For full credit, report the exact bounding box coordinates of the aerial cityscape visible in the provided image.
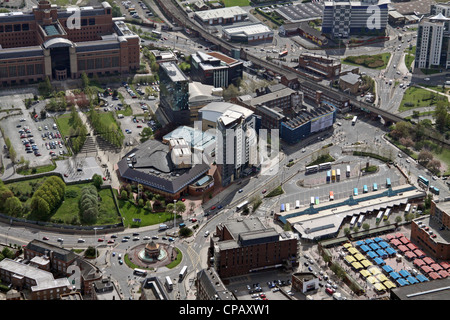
[0,0,449,306]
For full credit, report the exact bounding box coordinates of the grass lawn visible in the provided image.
[342,53,391,70]
[118,199,175,228]
[398,86,449,112]
[54,184,120,225]
[55,113,74,138]
[98,111,121,131]
[16,163,57,175]
[222,0,249,6]
[433,148,450,175]
[5,178,121,225]
[117,105,133,117]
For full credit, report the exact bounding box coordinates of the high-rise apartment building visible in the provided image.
[321,0,389,38]
[415,7,450,70]
[159,61,190,125]
[199,102,257,186]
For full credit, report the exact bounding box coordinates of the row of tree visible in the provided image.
[88,107,124,148]
[79,185,99,224]
[30,176,66,221]
[0,181,22,217]
[68,106,88,154]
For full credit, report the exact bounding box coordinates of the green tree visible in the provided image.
[434,104,449,132]
[81,72,90,90]
[4,196,22,217]
[175,201,186,216]
[38,76,53,97]
[92,174,104,189]
[79,185,99,224]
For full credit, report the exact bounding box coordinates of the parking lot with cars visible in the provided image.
[2,98,67,167]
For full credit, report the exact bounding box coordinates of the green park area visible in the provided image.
[342,53,391,70]
[398,86,449,112]
[3,176,121,225]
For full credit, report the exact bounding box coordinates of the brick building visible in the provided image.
[0,0,139,86]
[410,201,450,260]
[209,217,298,278]
[296,53,341,80]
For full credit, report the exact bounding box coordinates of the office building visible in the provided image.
[410,200,450,260]
[210,217,298,278]
[196,268,236,300]
[159,61,190,125]
[0,0,140,86]
[297,53,342,80]
[0,258,72,300]
[191,51,243,88]
[415,13,450,69]
[193,6,247,25]
[321,0,390,38]
[222,23,273,43]
[280,103,336,144]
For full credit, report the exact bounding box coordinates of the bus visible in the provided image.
[280,203,285,212]
[404,204,411,214]
[310,197,315,206]
[319,162,332,171]
[376,211,384,223]
[332,170,336,181]
[373,183,378,191]
[354,188,358,196]
[305,165,319,174]
[363,185,368,193]
[346,165,351,177]
[430,186,440,195]
[386,178,391,187]
[286,203,290,211]
[352,116,357,125]
[327,170,331,182]
[279,50,288,57]
[418,176,429,187]
[357,215,365,227]
[179,266,188,281]
[336,169,341,181]
[165,276,173,290]
[383,208,391,220]
[295,200,300,209]
[315,197,320,205]
[329,191,334,201]
[152,30,162,38]
[134,268,148,277]
[236,200,249,211]
[350,215,357,227]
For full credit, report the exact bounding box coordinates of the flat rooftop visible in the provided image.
[160,61,188,82]
[195,6,247,21]
[276,2,324,22]
[223,23,273,36]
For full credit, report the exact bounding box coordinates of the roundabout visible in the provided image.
[126,241,180,269]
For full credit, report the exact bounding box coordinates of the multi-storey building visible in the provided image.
[159,61,190,125]
[410,201,450,260]
[0,258,72,300]
[210,217,298,278]
[415,12,450,69]
[199,102,257,186]
[191,51,243,88]
[321,0,390,38]
[0,0,139,86]
[297,53,341,80]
